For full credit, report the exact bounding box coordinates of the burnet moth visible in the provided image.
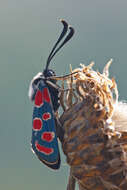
[28,20,75,169]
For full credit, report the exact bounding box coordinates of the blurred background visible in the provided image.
[0,0,127,189]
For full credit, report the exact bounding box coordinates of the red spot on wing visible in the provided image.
[35,141,53,155]
[42,132,54,142]
[43,88,50,103]
[33,118,42,131]
[42,112,51,120]
[35,90,43,107]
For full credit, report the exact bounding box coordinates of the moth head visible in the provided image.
[43,69,56,77]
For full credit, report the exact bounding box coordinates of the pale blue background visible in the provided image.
[0,0,127,189]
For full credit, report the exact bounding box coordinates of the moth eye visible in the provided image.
[51,70,56,75]
[44,69,56,77]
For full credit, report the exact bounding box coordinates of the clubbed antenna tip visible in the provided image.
[45,19,75,72]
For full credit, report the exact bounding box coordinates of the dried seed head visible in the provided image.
[59,61,127,190]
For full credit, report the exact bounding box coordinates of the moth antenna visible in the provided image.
[48,26,75,63]
[46,71,78,81]
[46,19,68,71]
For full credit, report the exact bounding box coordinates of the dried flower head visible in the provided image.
[59,60,127,190]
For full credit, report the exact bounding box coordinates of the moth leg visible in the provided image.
[67,169,76,190]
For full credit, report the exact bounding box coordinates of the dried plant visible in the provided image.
[58,60,127,190]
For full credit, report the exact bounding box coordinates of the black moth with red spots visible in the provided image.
[29,20,75,169]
